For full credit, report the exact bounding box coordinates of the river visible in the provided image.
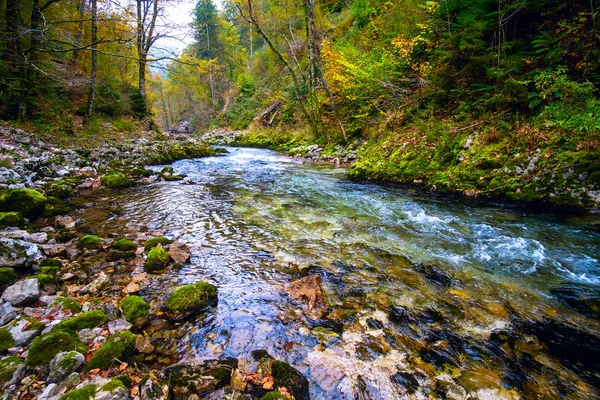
[77,147,600,399]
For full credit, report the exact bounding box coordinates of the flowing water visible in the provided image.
[78,147,600,399]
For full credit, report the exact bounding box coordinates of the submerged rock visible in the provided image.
[1,278,40,306]
[550,284,600,319]
[285,274,327,320]
[416,264,454,288]
[168,241,191,264]
[163,358,237,398]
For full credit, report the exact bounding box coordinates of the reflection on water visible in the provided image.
[78,147,600,399]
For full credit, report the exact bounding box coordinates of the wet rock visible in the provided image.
[270,360,309,400]
[2,278,40,306]
[416,264,454,288]
[107,319,132,335]
[168,241,191,264]
[48,351,85,383]
[81,272,110,296]
[144,247,170,272]
[163,358,238,398]
[366,317,384,330]
[391,371,420,394]
[388,306,413,325]
[285,274,327,320]
[230,369,247,392]
[135,334,155,354]
[0,303,17,327]
[0,238,42,268]
[550,284,600,319]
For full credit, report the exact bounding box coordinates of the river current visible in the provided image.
[78,147,600,399]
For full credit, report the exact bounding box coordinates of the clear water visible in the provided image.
[78,147,600,399]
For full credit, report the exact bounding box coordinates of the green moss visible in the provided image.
[145,141,216,165]
[160,166,174,175]
[42,197,69,217]
[112,239,137,251]
[106,249,136,261]
[56,232,77,243]
[0,329,15,351]
[0,356,23,387]
[165,282,218,318]
[119,296,149,326]
[59,385,97,400]
[34,273,57,286]
[0,189,47,218]
[101,379,125,392]
[144,236,172,251]
[57,351,81,371]
[40,265,60,276]
[54,310,108,331]
[79,235,102,249]
[260,392,288,400]
[113,375,132,388]
[40,258,63,268]
[214,147,229,154]
[83,331,135,372]
[144,247,170,272]
[101,173,131,189]
[51,297,82,313]
[0,267,18,288]
[45,183,75,199]
[26,331,86,367]
[0,212,26,228]
[131,167,153,177]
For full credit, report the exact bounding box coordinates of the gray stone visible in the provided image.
[40,243,66,257]
[103,301,120,320]
[48,351,85,383]
[81,272,110,296]
[0,362,25,392]
[94,387,129,400]
[0,238,42,268]
[55,215,76,230]
[1,278,40,306]
[78,327,104,345]
[0,303,17,327]
[39,295,58,306]
[0,229,48,244]
[38,383,59,400]
[107,319,132,335]
[6,317,44,346]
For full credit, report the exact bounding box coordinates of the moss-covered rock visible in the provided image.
[111,239,137,251]
[78,234,102,249]
[106,249,136,261]
[113,374,132,388]
[165,282,218,319]
[146,141,216,165]
[260,392,288,400]
[0,212,26,228]
[144,247,170,272]
[0,267,18,288]
[144,236,172,251]
[54,310,108,332]
[26,331,86,368]
[40,265,60,276]
[0,328,15,351]
[83,331,135,372]
[34,273,57,286]
[50,297,82,313]
[131,167,153,177]
[119,295,149,326]
[45,182,76,199]
[101,173,131,189]
[41,197,69,217]
[59,385,97,400]
[40,258,63,268]
[0,189,47,218]
[101,378,125,392]
[0,356,24,389]
[271,360,309,400]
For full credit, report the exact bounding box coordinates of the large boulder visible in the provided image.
[1,278,40,306]
[0,238,42,268]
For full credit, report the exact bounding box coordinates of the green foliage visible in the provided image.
[54,310,108,332]
[26,331,86,367]
[165,282,218,318]
[83,331,135,372]
[144,247,170,272]
[119,296,150,326]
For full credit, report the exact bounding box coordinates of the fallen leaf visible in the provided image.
[22,321,32,331]
[263,381,274,390]
[119,362,128,371]
[131,388,139,396]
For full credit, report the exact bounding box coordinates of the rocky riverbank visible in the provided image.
[0,127,308,400]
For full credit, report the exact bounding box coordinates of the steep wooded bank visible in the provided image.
[163,0,599,208]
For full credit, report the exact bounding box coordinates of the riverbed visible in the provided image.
[77,147,600,399]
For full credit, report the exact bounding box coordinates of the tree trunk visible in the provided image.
[86,0,97,119]
[71,0,85,62]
